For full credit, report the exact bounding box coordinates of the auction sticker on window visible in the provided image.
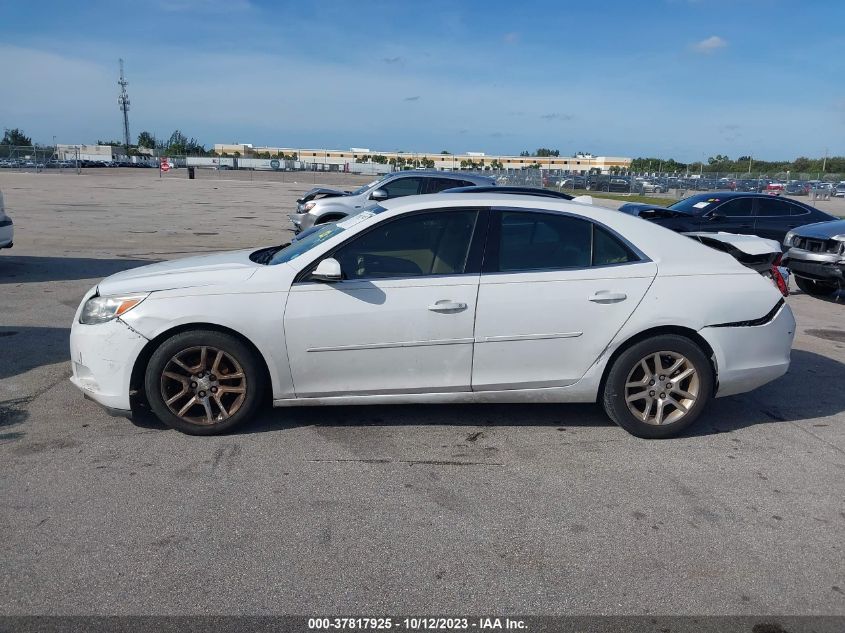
[693,202,711,209]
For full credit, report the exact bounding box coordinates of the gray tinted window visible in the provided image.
[333,210,477,280]
[717,198,754,217]
[756,198,792,216]
[498,212,591,271]
[381,177,423,198]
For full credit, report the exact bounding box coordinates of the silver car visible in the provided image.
[782,219,845,296]
[289,170,495,233]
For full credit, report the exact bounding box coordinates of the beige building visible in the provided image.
[56,144,117,162]
[212,143,630,173]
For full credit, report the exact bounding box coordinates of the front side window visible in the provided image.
[716,197,754,217]
[331,210,478,280]
[492,211,638,272]
[381,177,424,198]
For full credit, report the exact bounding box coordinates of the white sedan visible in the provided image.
[70,194,795,439]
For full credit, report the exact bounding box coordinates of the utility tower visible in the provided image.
[117,58,131,152]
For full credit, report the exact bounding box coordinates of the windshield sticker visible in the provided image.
[317,229,333,240]
[337,211,375,229]
[693,202,711,209]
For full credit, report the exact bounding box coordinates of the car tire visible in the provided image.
[602,334,714,439]
[794,276,839,296]
[144,330,265,435]
[601,184,610,192]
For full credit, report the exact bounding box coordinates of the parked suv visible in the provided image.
[782,219,845,296]
[289,171,495,233]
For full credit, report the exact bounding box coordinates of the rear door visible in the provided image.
[471,209,657,391]
[754,197,813,242]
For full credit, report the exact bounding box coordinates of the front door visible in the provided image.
[284,209,484,397]
[471,210,657,391]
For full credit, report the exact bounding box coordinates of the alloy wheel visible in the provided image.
[624,351,700,426]
[159,345,247,425]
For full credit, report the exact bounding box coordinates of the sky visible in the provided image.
[0,0,843,161]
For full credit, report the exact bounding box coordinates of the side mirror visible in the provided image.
[311,258,342,282]
[708,212,726,221]
[369,188,388,201]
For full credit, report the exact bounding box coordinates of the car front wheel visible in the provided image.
[144,330,265,435]
[602,335,714,439]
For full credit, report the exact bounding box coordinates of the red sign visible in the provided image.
[160,158,171,172]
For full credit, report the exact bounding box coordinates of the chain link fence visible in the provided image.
[2,147,843,199]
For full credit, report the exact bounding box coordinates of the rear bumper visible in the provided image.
[699,302,795,398]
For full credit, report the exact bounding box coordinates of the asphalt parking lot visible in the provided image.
[1,171,844,616]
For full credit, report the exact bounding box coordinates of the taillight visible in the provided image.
[770,253,789,297]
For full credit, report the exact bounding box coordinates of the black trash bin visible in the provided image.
[188,166,195,180]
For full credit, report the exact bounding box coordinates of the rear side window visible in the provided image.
[787,203,810,216]
[426,178,462,193]
[492,211,639,272]
[756,198,792,217]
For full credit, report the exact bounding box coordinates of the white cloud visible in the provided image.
[691,35,728,54]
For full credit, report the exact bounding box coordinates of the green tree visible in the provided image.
[536,148,559,157]
[2,128,32,146]
[137,131,156,149]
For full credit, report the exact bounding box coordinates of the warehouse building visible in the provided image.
[212,144,630,173]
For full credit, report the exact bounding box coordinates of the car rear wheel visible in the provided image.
[602,335,713,439]
[794,275,839,297]
[145,330,265,435]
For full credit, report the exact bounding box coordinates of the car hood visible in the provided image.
[296,187,350,204]
[683,232,781,255]
[792,219,845,239]
[97,249,260,295]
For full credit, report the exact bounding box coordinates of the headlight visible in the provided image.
[783,231,796,248]
[79,293,149,324]
[303,201,316,212]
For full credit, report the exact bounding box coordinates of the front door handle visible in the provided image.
[428,300,468,312]
[589,291,627,304]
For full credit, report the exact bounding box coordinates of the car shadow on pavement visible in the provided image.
[128,349,845,438]
[793,288,845,304]
[0,326,70,380]
[0,255,158,284]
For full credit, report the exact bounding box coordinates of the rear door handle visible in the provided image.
[588,291,627,304]
[428,300,468,312]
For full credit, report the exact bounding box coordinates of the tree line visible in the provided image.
[630,154,845,175]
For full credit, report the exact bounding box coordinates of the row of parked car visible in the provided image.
[289,170,844,297]
[550,173,845,197]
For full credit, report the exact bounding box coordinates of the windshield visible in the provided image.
[668,195,723,214]
[267,207,386,265]
[350,175,389,196]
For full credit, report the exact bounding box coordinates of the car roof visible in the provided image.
[441,185,574,199]
[384,170,491,181]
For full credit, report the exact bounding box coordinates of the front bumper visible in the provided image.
[699,301,795,398]
[289,212,311,234]
[782,249,845,283]
[69,317,149,413]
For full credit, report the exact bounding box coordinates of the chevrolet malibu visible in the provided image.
[70,194,795,439]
